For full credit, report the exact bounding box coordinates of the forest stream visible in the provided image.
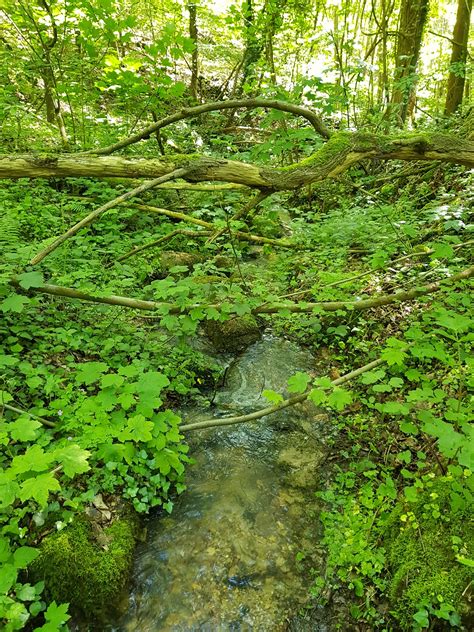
[108,335,328,631]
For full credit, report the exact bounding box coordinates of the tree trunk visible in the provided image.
[387,0,430,125]
[188,3,199,101]
[1,133,473,186]
[444,0,473,115]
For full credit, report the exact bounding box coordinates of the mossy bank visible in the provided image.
[31,511,139,621]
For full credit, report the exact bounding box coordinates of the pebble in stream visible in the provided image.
[110,337,327,631]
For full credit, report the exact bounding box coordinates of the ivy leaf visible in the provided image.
[404,485,420,502]
[0,563,17,593]
[9,416,42,442]
[13,546,40,569]
[16,271,44,289]
[1,294,30,313]
[54,445,90,478]
[19,472,61,507]
[262,389,284,405]
[287,372,311,394]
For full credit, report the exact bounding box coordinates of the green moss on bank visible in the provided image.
[385,477,473,629]
[32,513,139,619]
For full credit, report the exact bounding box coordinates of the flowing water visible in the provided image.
[111,335,328,631]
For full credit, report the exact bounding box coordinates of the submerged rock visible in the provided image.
[203,314,262,353]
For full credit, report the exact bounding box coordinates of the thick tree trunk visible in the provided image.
[444,0,473,115]
[387,0,430,125]
[1,133,473,187]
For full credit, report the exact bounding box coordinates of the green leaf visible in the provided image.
[19,472,61,507]
[399,421,419,435]
[54,445,90,478]
[0,563,17,594]
[100,373,124,389]
[404,486,420,502]
[262,389,284,405]
[381,339,407,366]
[430,242,454,260]
[287,372,311,394]
[75,362,109,385]
[125,415,154,442]
[308,388,327,405]
[380,401,410,415]
[327,388,353,411]
[13,546,40,569]
[16,271,44,289]
[11,445,54,474]
[359,369,386,384]
[43,601,71,626]
[9,416,42,442]
[1,294,30,313]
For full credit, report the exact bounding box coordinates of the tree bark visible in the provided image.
[444,0,473,115]
[387,0,430,125]
[1,133,473,188]
[188,3,199,101]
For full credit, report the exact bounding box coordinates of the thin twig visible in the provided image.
[30,168,191,265]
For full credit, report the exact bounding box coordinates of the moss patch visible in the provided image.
[32,513,139,620]
[203,314,261,353]
[385,478,473,629]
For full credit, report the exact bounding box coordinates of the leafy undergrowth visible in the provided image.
[0,162,473,630]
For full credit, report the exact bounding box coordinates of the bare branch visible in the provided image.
[87,98,332,156]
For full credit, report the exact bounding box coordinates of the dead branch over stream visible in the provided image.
[11,264,474,315]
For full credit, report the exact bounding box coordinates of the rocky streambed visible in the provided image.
[108,335,330,631]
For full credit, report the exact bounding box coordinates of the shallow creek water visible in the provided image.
[110,336,327,631]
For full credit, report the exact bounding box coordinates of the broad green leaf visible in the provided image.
[359,369,386,384]
[100,373,124,389]
[54,445,90,478]
[11,445,54,474]
[380,401,410,415]
[399,421,419,435]
[327,388,353,411]
[75,362,109,385]
[43,601,71,626]
[430,242,454,260]
[13,546,40,569]
[404,486,420,502]
[0,563,17,594]
[308,388,327,405]
[16,271,44,289]
[262,389,284,405]
[1,294,30,313]
[126,415,153,442]
[9,416,42,442]
[287,372,311,394]
[19,472,61,507]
